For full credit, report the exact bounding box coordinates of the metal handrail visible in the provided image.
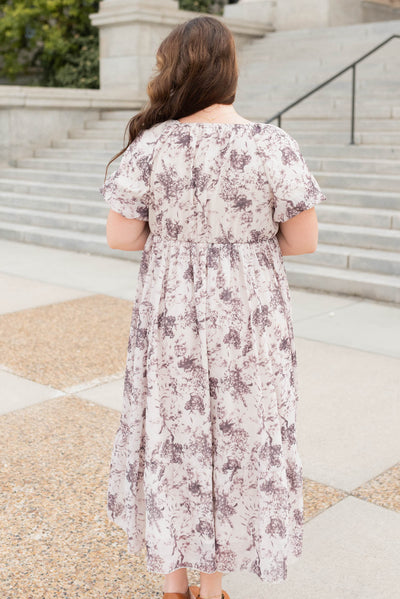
[266,34,400,144]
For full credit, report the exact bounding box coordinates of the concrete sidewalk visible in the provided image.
[0,238,399,599]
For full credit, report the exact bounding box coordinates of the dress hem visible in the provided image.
[131,550,303,584]
[116,522,303,585]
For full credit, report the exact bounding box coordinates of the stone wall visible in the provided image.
[0,86,136,166]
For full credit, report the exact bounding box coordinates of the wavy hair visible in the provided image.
[104,15,239,178]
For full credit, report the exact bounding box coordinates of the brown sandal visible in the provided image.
[189,586,230,599]
[163,589,192,599]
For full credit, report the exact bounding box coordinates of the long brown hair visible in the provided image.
[104,15,239,178]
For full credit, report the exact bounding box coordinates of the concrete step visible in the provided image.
[286,243,400,276]
[100,110,139,120]
[53,138,121,151]
[85,119,132,130]
[316,204,398,228]
[0,206,105,235]
[314,171,400,193]
[358,132,400,146]
[306,156,400,175]
[241,49,396,61]
[0,178,99,200]
[318,222,400,252]
[256,97,400,118]
[240,102,399,122]
[280,103,398,120]
[0,191,108,216]
[284,261,400,304]
[241,72,399,91]
[16,157,110,174]
[0,167,101,186]
[245,19,400,40]
[34,148,120,161]
[279,130,360,144]
[320,188,400,211]
[300,144,400,160]
[242,55,399,70]
[290,131,400,145]
[241,41,399,57]
[0,220,136,262]
[392,212,400,229]
[241,80,400,98]
[243,62,400,78]
[243,63,399,77]
[69,128,125,140]
[283,118,400,132]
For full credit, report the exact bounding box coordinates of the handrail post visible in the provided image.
[350,64,356,145]
[278,114,281,128]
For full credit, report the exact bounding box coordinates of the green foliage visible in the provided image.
[178,0,224,15]
[0,0,100,88]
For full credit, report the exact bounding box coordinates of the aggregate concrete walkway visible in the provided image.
[0,239,399,599]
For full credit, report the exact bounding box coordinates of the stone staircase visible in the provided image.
[235,19,400,120]
[0,114,125,260]
[1,18,400,303]
[0,108,399,304]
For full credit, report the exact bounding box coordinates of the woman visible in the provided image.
[101,14,327,599]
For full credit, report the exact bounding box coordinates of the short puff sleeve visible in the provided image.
[100,134,152,221]
[266,126,327,223]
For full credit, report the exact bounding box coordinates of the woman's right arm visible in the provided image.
[276,206,319,256]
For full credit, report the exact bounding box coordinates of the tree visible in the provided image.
[0,0,100,88]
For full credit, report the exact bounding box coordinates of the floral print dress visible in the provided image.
[100,119,327,583]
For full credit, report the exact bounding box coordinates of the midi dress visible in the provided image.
[100,119,327,583]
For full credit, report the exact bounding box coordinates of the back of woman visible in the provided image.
[100,15,327,599]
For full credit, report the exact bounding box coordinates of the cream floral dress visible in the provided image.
[100,119,327,583]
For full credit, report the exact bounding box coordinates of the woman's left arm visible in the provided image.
[106,209,151,251]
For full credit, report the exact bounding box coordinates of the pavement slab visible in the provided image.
[295,337,400,491]
[0,272,91,315]
[0,294,132,390]
[224,496,400,599]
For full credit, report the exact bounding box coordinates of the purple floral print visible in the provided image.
[100,119,327,583]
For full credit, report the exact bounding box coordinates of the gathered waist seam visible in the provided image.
[149,233,277,244]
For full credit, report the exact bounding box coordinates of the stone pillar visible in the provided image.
[90,0,181,99]
[90,0,273,100]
